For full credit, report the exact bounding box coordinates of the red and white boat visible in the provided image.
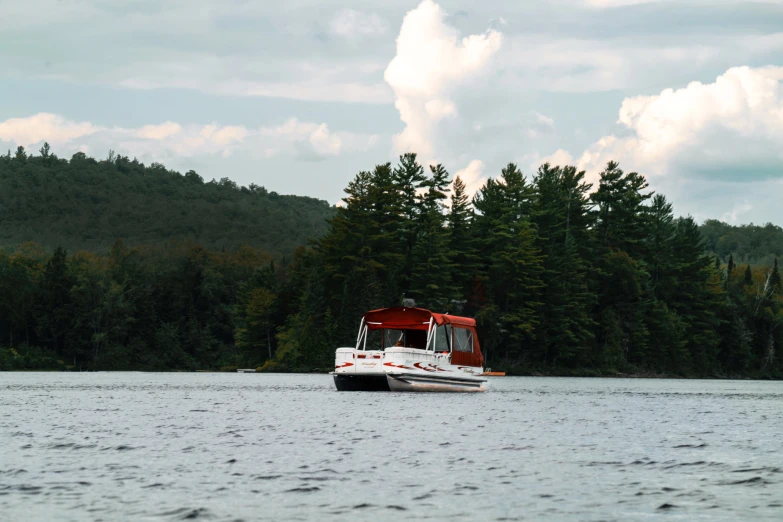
[330,306,487,392]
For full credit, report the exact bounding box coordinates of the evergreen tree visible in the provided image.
[473,164,542,363]
[392,153,427,292]
[743,265,753,287]
[35,247,75,356]
[409,164,452,309]
[591,162,653,367]
[531,163,597,366]
[447,175,478,305]
[499,221,545,363]
[670,217,722,373]
[235,287,277,363]
[770,258,781,293]
[592,161,652,257]
[727,254,735,282]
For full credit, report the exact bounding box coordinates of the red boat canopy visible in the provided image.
[362,306,476,330]
[361,307,483,367]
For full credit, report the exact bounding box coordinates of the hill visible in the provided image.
[0,145,335,256]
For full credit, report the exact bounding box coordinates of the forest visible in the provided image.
[1,145,781,378]
[0,144,333,255]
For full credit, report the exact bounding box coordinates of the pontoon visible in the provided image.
[330,306,487,392]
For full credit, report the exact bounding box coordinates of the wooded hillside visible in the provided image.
[0,145,334,256]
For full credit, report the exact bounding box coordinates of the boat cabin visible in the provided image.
[355,306,484,367]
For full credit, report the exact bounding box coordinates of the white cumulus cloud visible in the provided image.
[0,113,98,147]
[453,159,488,197]
[384,0,503,161]
[0,114,377,163]
[542,66,783,183]
[136,121,182,140]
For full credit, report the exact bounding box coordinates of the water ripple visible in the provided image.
[0,373,781,521]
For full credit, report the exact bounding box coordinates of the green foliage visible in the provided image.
[1,149,781,378]
[0,145,333,256]
[701,220,783,266]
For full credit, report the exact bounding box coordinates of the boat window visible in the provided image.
[379,328,427,349]
[383,329,405,349]
[452,327,473,353]
[365,329,383,350]
[405,329,427,349]
[434,325,451,352]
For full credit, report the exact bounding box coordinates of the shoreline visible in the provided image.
[2,368,780,380]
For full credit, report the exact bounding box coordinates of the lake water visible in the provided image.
[1,373,781,521]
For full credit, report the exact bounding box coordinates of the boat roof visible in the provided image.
[362,306,476,330]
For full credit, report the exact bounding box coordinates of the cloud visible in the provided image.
[0,113,377,163]
[453,159,488,197]
[534,148,575,170]
[330,9,387,39]
[0,113,97,146]
[721,201,753,224]
[200,125,248,146]
[526,111,556,138]
[384,0,503,161]
[541,66,783,183]
[261,118,345,158]
[136,122,182,140]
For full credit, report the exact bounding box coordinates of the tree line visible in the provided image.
[1,150,781,377]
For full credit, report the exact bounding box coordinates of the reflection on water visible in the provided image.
[1,373,781,521]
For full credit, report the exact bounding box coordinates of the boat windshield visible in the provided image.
[364,328,428,350]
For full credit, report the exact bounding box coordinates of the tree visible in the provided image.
[670,216,722,373]
[531,163,597,366]
[744,265,753,287]
[35,247,75,357]
[726,254,735,288]
[499,221,545,362]
[473,163,542,364]
[770,258,781,293]
[592,161,652,257]
[392,153,427,290]
[447,175,478,305]
[235,287,277,362]
[591,162,654,367]
[409,163,453,309]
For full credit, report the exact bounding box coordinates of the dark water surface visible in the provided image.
[1,373,781,521]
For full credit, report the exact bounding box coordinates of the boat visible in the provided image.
[330,306,487,392]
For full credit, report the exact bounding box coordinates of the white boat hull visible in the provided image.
[386,373,486,392]
[331,347,486,392]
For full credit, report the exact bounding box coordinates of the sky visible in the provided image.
[1,0,782,224]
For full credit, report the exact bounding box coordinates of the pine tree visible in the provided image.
[770,258,781,293]
[500,220,545,363]
[473,163,542,364]
[592,161,652,258]
[409,163,453,309]
[591,162,654,367]
[727,254,735,279]
[35,247,75,356]
[636,194,680,369]
[743,265,753,287]
[392,153,427,292]
[447,175,478,305]
[670,216,722,374]
[319,169,384,323]
[531,163,597,366]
